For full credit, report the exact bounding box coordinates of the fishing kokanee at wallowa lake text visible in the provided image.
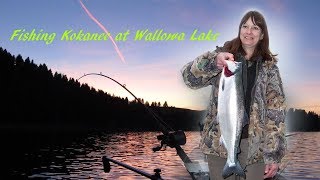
[9,28,220,45]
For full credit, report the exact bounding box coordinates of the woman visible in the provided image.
[181,11,286,179]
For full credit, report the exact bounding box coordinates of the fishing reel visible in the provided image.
[152,130,186,152]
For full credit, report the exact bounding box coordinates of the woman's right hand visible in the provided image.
[215,52,235,69]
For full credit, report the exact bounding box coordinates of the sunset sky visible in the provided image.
[1,0,319,113]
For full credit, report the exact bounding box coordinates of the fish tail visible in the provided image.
[222,160,246,179]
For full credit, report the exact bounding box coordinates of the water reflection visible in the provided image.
[281,132,320,180]
[22,131,202,179]
[4,131,320,179]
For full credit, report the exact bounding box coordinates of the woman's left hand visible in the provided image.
[264,163,279,179]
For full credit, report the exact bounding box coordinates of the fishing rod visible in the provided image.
[77,72,173,135]
[77,73,209,180]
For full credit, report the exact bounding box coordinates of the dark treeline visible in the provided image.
[286,108,320,132]
[0,47,205,133]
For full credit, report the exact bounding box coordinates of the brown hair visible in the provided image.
[223,10,277,61]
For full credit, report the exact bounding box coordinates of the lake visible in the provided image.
[2,131,320,179]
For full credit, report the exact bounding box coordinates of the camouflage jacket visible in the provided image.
[181,48,287,165]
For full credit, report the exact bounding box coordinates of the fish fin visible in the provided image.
[234,161,246,178]
[222,161,246,179]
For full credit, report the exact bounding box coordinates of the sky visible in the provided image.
[0,0,319,113]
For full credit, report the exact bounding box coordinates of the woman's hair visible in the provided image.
[223,10,277,61]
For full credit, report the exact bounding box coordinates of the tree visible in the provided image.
[163,101,168,107]
[124,97,129,105]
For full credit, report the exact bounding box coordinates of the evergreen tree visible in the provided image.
[163,101,168,107]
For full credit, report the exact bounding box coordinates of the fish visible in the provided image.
[217,60,246,179]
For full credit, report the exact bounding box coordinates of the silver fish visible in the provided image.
[217,60,246,179]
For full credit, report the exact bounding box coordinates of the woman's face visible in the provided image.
[240,17,264,49]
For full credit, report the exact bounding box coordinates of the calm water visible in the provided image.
[4,131,320,179]
[281,132,320,180]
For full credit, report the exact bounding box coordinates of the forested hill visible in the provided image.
[0,47,206,132]
[286,108,320,132]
